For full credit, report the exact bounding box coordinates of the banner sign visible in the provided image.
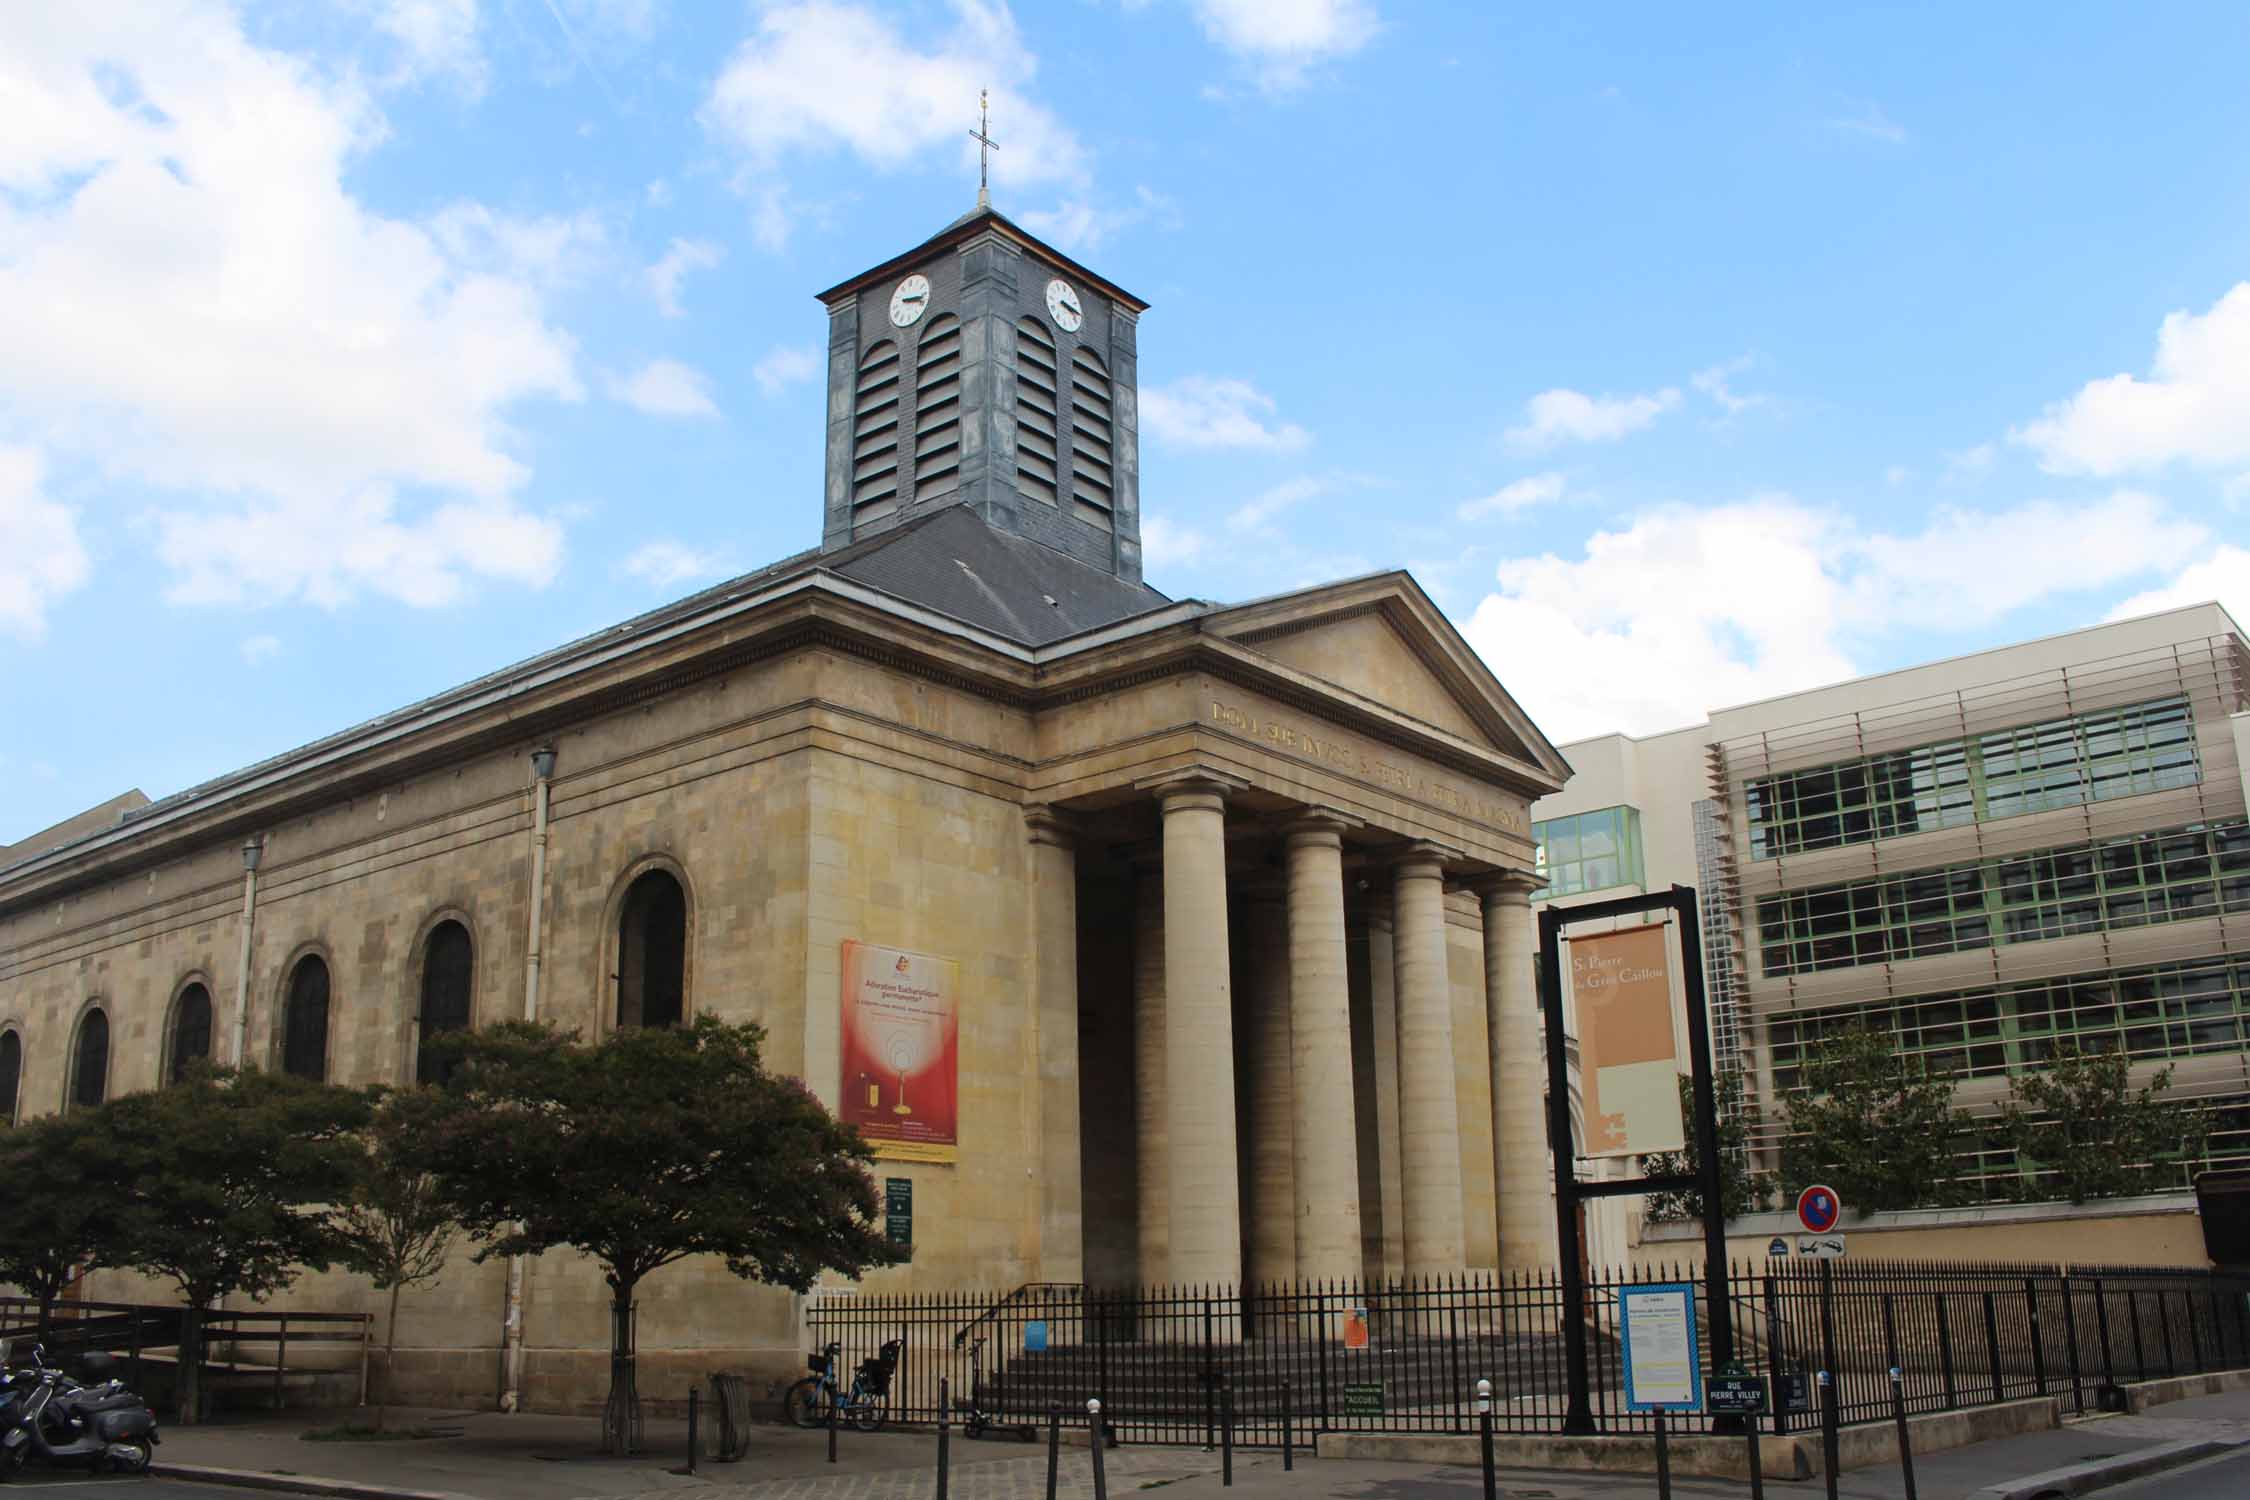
[1619,1281,1703,1412]
[1568,923,1685,1158]
[841,940,960,1163]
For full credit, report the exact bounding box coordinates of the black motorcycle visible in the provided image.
[0,1345,160,1478]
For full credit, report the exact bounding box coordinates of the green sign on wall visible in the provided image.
[1341,1382,1384,1416]
[884,1177,912,1250]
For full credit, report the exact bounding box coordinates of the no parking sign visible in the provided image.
[1796,1184,1842,1234]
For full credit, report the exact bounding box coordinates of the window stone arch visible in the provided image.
[606,857,693,1031]
[416,916,475,1084]
[280,951,333,1082]
[69,1003,110,1111]
[166,974,216,1085]
[0,1025,21,1125]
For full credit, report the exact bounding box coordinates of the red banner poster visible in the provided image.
[840,940,960,1163]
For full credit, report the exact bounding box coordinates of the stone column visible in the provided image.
[1365,898,1406,1282]
[1285,811,1363,1285]
[1156,775,1244,1290]
[1026,807,1083,1284]
[1133,861,1168,1285]
[1244,893,1296,1290]
[1393,843,1466,1277]
[1476,873,1555,1273]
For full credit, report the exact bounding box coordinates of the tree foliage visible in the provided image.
[0,1111,125,1336]
[95,1065,370,1420]
[1998,1043,2208,1204]
[1640,1071,1772,1224]
[333,1087,459,1432]
[1779,1024,1969,1215]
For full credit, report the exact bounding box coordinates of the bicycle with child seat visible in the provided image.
[785,1337,903,1433]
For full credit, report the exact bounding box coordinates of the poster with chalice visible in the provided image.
[840,940,960,1162]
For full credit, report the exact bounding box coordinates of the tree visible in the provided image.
[1999,1043,2209,1204]
[1640,1071,1772,1224]
[97,1065,370,1422]
[1779,1024,1969,1215]
[0,1111,125,1340]
[334,1087,458,1432]
[408,1017,904,1453]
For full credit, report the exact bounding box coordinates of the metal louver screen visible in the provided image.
[913,314,963,502]
[1015,317,1059,506]
[851,339,902,521]
[1068,344,1114,529]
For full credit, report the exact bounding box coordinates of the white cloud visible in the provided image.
[623,540,729,589]
[1505,386,1680,450]
[1884,465,1912,487]
[1228,475,1328,532]
[1822,102,1908,145]
[2015,283,2250,477]
[240,633,282,664]
[1141,376,1310,451]
[1689,357,1767,417]
[607,359,720,418]
[1464,491,2209,742]
[1018,186,1181,253]
[1457,472,1566,522]
[1141,514,1210,568]
[366,0,484,91]
[752,344,821,397]
[1187,0,1379,92]
[0,447,89,641]
[646,236,724,318]
[0,4,582,610]
[2105,546,2250,626]
[701,1,1087,214]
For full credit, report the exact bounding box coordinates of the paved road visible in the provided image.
[2105,1445,2250,1498]
[0,1480,274,1500]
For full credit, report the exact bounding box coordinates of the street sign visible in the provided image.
[1706,1359,1768,1416]
[1024,1320,1048,1352]
[884,1177,913,1249]
[1776,1371,1812,1411]
[1767,1236,1790,1258]
[1797,1234,1847,1259]
[1342,1382,1384,1416]
[1796,1184,1842,1233]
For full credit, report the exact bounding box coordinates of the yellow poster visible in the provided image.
[1568,922,1685,1159]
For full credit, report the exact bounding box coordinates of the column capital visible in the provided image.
[1468,870,1546,907]
[1388,839,1465,879]
[1023,804,1080,849]
[1281,805,1363,847]
[1137,767,1250,811]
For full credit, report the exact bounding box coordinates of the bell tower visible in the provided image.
[815,208,1148,585]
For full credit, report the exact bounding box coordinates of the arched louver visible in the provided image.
[1014,316,1060,506]
[851,339,902,521]
[912,314,962,502]
[1068,344,1115,529]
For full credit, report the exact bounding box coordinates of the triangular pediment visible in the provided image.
[1203,573,1572,784]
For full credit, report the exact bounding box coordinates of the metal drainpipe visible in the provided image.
[230,836,264,1066]
[500,748,556,1414]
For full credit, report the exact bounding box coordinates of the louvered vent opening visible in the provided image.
[1069,344,1114,530]
[851,339,902,521]
[912,314,963,502]
[1015,316,1059,507]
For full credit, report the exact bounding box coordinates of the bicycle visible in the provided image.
[785,1337,903,1432]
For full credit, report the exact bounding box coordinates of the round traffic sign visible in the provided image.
[1797,1184,1842,1233]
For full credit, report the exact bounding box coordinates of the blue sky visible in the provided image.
[5,1,2250,842]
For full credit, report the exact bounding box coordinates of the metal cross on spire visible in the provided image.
[969,88,999,211]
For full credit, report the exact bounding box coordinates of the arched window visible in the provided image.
[71,1008,109,1111]
[417,921,474,1084]
[617,869,687,1030]
[0,1029,20,1124]
[1014,316,1060,506]
[911,314,962,503]
[850,339,902,522]
[169,982,213,1084]
[1068,343,1114,529]
[283,955,331,1082]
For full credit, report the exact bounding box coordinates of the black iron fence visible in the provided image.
[805,1259,2250,1446]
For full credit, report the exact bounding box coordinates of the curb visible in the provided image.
[152,1461,480,1500]
[1968,1438,2233,1500]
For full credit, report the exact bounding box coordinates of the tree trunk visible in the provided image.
[599,1281,640,1456]
[176,1303,204,1427]
[36,1293,54,1345]
[379,1282,401,1434]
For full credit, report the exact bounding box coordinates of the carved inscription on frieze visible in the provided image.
[1207,699,1527,834]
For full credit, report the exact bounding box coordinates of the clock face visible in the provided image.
[889,274,931,328]
[1045,278,1083,332]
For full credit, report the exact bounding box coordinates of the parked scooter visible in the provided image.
[0,1344,160,1478]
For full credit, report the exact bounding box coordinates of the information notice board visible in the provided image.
[1618,1281,1703,1412]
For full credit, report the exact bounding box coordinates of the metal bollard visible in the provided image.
[1087,1399,1109,1500]
[1890,1367,1918,1500]
[936,1376,951,1500]
[1819,1370,1839,1500]
[1745,1408,1765,1500]
[1221,1381,1234,1486]
[1476,1378,1496,1500]
[1654,1411,1672,1500]
[1046,1404,1061,1500]
[828,1378,839,1465]
[686,1385,699,1476]
[1282,1378,1293,1473]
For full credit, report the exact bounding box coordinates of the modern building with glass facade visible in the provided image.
[1530,602,2250,1257]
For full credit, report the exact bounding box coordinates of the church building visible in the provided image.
[0,207,1570,1409]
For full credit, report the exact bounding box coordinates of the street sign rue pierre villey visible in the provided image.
[1706,1359,1768,1416]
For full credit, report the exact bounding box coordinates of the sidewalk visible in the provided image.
[148,1386,2250,1500]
